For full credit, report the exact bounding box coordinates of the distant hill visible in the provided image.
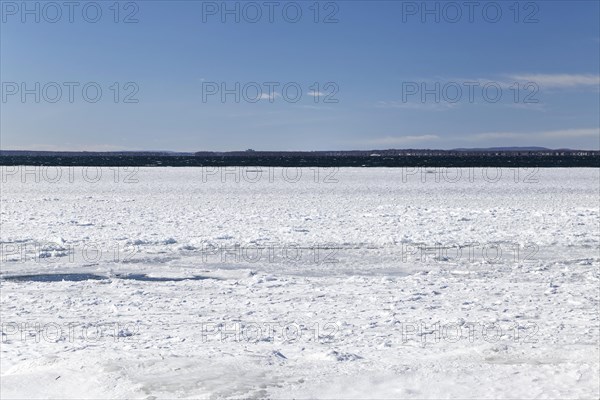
[451,147,553,152]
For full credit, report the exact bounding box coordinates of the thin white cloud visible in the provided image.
[508,74,600,89]
[470,128,599,141]
[259,92,280,101]
[365,135,440,146]
[308,91,326,97]
[403,74,599,92]
[375,101,458,111]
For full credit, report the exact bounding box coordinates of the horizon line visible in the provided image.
[2,147,599,154]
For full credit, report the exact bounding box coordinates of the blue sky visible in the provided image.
[1,0,599,151]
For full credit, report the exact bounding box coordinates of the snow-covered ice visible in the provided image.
[1,167,598,399]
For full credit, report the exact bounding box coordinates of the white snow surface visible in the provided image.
[0,167,598,399]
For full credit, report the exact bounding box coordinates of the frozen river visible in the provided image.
[1,167,598,398]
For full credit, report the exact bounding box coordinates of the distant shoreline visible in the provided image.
[1,147,599,158]
[0,151,598,168]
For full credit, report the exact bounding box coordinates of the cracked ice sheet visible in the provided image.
[1,168,598,399]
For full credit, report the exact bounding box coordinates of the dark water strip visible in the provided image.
[1,155,599,167]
